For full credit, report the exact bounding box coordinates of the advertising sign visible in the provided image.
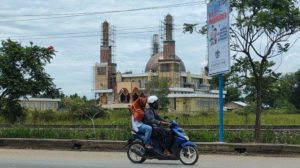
[207,0,230,76]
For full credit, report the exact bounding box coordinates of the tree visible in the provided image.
[278,69,300,111]
[145,77,170,111]
[184,0,300,142]
[229,58,281,107]
[79,102,104,138]
[209,61,244,103]
[290,69,300,110]
[230,0,300,142]
[0,39,58,123]
[61,97,105,138]
[210,75,241,103]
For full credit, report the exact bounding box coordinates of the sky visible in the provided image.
[0,0,299,99]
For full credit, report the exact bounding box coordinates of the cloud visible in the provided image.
[1,0,300,99]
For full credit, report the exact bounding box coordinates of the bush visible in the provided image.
[60,97,105,121]
[0,99,26,124]
[42,110,56,122]
[29,109,56,124]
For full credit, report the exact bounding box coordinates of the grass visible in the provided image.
[161,112,300,126]
[1,127,300,145]
[0,127,131,140]
[1,109,300,126]
[1,109,300,144]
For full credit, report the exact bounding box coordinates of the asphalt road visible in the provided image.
[1,149,300,168]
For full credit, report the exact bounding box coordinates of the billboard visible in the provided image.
[207,0,230,76]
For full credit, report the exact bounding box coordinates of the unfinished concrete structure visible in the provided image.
[94,14,222,112]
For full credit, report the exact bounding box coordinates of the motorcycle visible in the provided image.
[126,119,199,165]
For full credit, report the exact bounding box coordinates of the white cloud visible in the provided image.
[1,0,299,98]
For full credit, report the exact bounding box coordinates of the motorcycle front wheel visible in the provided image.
[179,145,199,165]
[127,142,146,164]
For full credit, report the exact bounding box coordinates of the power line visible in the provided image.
[0,26,157,39]
[0,1,205,17]
[3,28,187,41]
[0,1,206,23]
[0,24,195,39]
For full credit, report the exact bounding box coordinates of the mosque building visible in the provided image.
[93,14,222,112]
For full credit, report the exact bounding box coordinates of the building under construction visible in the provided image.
[93,14,222,112]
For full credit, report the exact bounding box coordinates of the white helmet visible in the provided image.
[147,95,158,104]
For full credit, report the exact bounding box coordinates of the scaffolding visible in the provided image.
[151,34,160,56]
[110,25,116,64]
[159,20,165,52]
[100,22,116,64]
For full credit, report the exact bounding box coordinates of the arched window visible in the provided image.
[132,87,139,101]
[119,88,129,103]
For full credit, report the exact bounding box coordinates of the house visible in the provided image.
[225,101,247,110]
[19,98,61,110]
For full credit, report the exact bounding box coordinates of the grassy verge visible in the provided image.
[4,109,299,126]
[1,127,300,145]
[1,109,300,144]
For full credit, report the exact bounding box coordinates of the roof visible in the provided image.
[169,87,194,92]
[94,89,113,93]
[144,52,186,72]
[232,101,248,107]
[121,73,148,78]
[19,98,61,102]
[210,90,227,94]
[168,93,223,98]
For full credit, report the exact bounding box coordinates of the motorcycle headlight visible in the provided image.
[184,135,189,141]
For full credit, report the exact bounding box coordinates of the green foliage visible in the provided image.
[81,101,105,118]
[0,39,57,123]
[61,97,105,121]
[231,0,300,141]
[223,57,281,106]
[29,109,56,124]
[290,69,300,110]
[224,86,241,103]
[1,127,300,144]
[0,99,26,124]
[265,69,300,113]
[145,77,170,111]
[184,0,300,141]
[0,127,132,140]
[1,107,300,144]
[0,40,58,99]
[156,78,170,111]
[234,103,256,124]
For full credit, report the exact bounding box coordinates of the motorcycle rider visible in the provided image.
[129,97,153,149]
[144,95,172,156]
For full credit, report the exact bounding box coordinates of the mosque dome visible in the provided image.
[145,52,186,72]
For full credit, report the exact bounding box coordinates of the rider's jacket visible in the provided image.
[144,107,163,128]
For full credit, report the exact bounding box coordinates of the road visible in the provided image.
[0,149,299,168]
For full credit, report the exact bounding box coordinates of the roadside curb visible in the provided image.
[197,142,300,155]
[1,138,300,155]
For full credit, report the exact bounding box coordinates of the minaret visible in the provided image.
[98,21,116,90]
[165,14,173,41]
[151,34,160,56]
[100,21,112,64]
[95,21,117,105]
[163,14,175,59]
[158,14,181,87]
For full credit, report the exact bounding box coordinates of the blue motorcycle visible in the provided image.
[126,119,199,165]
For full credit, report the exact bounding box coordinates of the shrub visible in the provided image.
[0,99,26,124]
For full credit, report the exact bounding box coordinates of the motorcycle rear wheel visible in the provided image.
[179,145,199,165]
[127,142,146,164]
